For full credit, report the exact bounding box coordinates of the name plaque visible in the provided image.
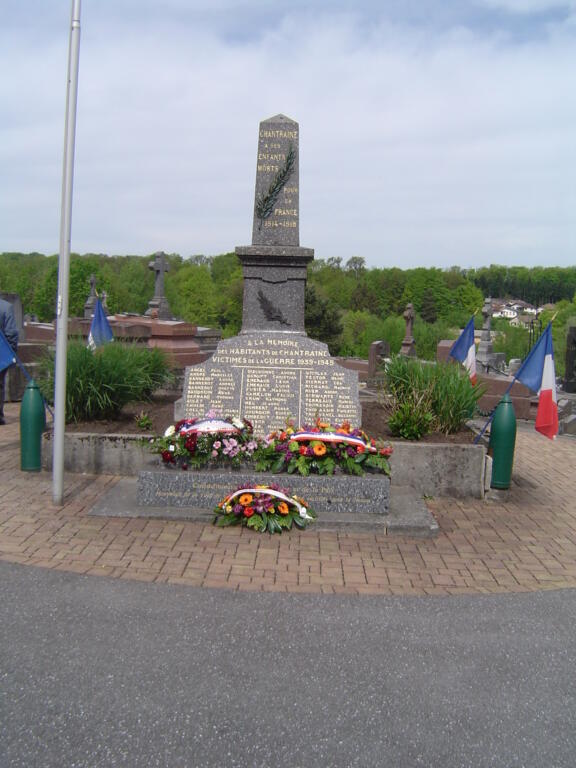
[180,334,361,434]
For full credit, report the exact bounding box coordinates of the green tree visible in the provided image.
[493,324,530,363]
[454,282,484,317]
[413,318,458,360]
[305,285,343,354]
[345,256,366,279]
[210,252,243,336]
[99,255,154,315]
[338,310,390,358]
[307,259,357,310]
[166,263,218,325]
[420,291,438,324]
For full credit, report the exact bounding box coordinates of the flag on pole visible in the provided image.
[449,317,477,384]
[0,328,17,372]
[514,322,558,440]
[87,298,114,351]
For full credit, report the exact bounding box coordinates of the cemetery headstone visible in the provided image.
[400,303,416,357]
[477,297,505,373]
[146,251,173,320]
[368,340,390,380]
[176,114,361,434]
[83,275,98,319]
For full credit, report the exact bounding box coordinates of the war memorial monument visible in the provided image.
[175,114,361,434]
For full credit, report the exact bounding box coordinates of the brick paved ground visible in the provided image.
[1,402,575,596]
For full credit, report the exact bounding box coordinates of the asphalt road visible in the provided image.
[1,560,575,768]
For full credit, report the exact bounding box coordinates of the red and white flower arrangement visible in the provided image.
[151,411,260,470]
[213,483,316,533]
[253,418,393,476]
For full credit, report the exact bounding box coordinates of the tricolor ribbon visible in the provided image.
[289,431,377,453]
[221,487,313,520]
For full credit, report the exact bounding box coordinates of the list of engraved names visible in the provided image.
[184,338,359,432]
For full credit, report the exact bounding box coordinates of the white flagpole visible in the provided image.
[53,0,81,505]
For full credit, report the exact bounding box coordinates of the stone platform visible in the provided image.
[89,473,438,537]
[138,469,390,516]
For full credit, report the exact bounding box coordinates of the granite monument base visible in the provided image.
[138,469,390,517]
[89,470,438,535]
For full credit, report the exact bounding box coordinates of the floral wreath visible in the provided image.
[151,411,259,470]
[214,484,316,534]
[254,418,393,476]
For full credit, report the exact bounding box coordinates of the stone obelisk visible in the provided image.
[177,114,360,434]
[236,114,313,334]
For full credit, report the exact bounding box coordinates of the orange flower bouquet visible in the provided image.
[213,484,316,534]
[253,418,393,477]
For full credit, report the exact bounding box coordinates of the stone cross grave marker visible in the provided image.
[146,251,173,320]
[400,303,416,357]
[83,274,98,319]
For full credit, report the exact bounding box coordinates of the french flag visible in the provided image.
[87,298,114,351]
[514,323,558,440]
[449,317,477,384]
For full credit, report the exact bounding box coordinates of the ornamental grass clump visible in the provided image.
[383,355,483,439]
[428,363,484,434]
[38,341,173,422]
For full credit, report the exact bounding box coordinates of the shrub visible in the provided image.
[387,396,435,440]
[383,356,483,438]
[38,341,173,422]
[492,322,530,363]
[413,318,458,361]
[428,363,484,435]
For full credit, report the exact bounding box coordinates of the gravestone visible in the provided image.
[146,251,173,320]
[400,303,416,357]
[176,114,361,434]
[83,276,109,318]
[565,326,576,393]
[477,297,505,373]
[83,275,98,319]
[368,340,390,380]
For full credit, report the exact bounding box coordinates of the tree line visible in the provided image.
[1,252,575,371]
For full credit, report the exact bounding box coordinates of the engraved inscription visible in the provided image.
[252,116,300,246]
[183,337,361,434]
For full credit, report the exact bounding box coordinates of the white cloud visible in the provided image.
[477,0,576,13]
[1,2,575,267]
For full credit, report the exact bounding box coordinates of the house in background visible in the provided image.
[492,299,538,321]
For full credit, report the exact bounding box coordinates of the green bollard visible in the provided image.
[20,380,46,472]
[488,393,517,490]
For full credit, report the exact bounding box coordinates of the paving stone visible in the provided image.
[1,403,576,595]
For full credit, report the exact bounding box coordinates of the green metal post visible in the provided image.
[488,394,517,490]
[20,380,46,472]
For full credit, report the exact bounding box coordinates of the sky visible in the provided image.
[1,0,575,269]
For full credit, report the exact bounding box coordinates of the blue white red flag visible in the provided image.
[87,298,114,351]
[514,322,558,440]
[449,317,477,384]
[0,327,17,372]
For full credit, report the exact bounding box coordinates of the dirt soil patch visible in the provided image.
[64,392,475,444]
